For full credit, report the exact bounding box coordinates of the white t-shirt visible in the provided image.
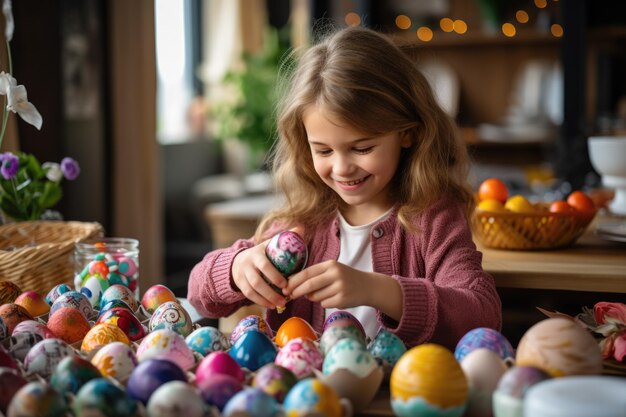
[325,208,393,341]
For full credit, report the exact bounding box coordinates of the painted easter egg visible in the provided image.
[98,299,134,319]
[320,324,367,356]
[253,363,298,402]
[0,281,21,304]
[7,381,68,417]
[73,378,138,417]
[323,337,378,378]
[275,316,318,348]
[141,284,177,314]
[230,314,273,345]
[147,381,206,417]
[516,317,603,377]
[275,337,323,379]
[127,358,187,405]
[50,355,102,394]
[0,345,19,370]
[454,327,515,363]
[0,303,33,334]
[136,328,196,370]
[0,367,27,415]
[492,366,551,417]
[265,231,308,277]
[149,300,193,337]
[47,306,91,344]
[14,291,50,317]
[45,283,72,305]
[367,328,407,366]
[23,338,76,378]
[96,307,146,341]
[283,378,342,417]
[100,284,139,313]
[50,290,94,320]
[12,319,56,338]
[196,373,243,412]
[81,323,130,352]
[323,309,366,337]
[222,387,281,417]
[8,331,44,362]
[195,350,246,385]
[185,326,230,356]
[91,341,138,381]
[229,329,277,372]
[391,343,468,417]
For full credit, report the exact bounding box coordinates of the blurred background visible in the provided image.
[2,0,626,297]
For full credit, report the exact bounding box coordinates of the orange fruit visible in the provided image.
[477,199,506,213]
[549,201,575,214]
[478,178,509,204]
[505,195,535,213]
[567,191,595,213]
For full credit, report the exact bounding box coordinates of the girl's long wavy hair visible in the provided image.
[255,26,473,242]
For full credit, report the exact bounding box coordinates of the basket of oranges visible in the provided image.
[471,179,597,250]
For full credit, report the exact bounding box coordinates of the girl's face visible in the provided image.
[303,105,411,225]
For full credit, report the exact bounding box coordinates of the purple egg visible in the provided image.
[222,387,280,417]
[496,366,552,399]
[196,373,243,411]
[127,359,187,404]
[454,327,515,362]
[229,329,277,372]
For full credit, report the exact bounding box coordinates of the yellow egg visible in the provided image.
[390,343,468,415]
[14,291,50,317]
[504,195,535,213]
[477,199,506,213]
[81,323,130,352]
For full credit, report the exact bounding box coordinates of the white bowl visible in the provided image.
[588,136,626,215]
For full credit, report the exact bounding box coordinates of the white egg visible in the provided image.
[147,381,206,417]
[461,347,508,417]
[322,337,378,378]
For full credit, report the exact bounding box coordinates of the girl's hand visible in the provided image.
[231,240,288,309]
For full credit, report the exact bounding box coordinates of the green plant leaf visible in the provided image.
[38,181,62,208]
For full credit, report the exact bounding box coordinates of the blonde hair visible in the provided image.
[256,26,473,241]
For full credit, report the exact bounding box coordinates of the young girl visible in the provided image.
[188,26,501,349]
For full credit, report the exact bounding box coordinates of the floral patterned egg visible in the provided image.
[275,337,323,379]
[91,341,138,381]
[81,323,130,352]
[80,275,111,308]
[367,328,407,366]
[229,329,277,372]
[390,343,468,417]
[127,358,187,405]
[323,337,378,378]
[185,326,230,356]
[0,281,21,305]
[50,355,102,394]
[222,387,281,417]
[14,291,50,317]
[96,307,146,341]
[196,373,243,412]
[73,378,137,417]
[454,327,515,363]
[253,363,298,403]
[141,284,177,314]
[12,319,56,338]
[100,284,139,313]
[195,351,246,385]
[265,231,308,277]
[149,301,193,337]
[50,291,94,320]
[147,381,206,417]
[283,378,343,417]
[323,310,366,336]
[275,317,318,348]
[136,328,196,370]
[8,331,44,361]
[0,316,7,340]
[45,283,72,305]
[7,381,68,417]
[47,306,91,344]
[0,303,33,334]
[0,367,27,415]
[230,314,273,345]
[23,338,76,378]
[319,324,366,356]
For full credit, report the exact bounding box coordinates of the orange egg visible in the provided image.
[275,317,318,348]
[0,303,34,334]
[47,306,91,344]
[14,291,50,317]
[567,191,595,213]
[478,178,509,204]
[81,323,130,352]
[549,201,575,214]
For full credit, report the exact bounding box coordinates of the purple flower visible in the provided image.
[0,152,19,179]
[60,157,80,180]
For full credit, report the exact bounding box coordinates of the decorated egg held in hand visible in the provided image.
[265,230,308,277]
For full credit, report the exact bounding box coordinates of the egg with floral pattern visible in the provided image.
[45,283,72,305]
[14,291,50,317]
[141,284,178,314]
[275,337,323,379]
[283,378,343,417]
[230,314,273,345]
[149,301,193,337]
[90,341,138,381]
[23,338,76,378]
[136,328,196,370]
[100,284,139,313]
[81,323,130,352]
[185,326,230,356]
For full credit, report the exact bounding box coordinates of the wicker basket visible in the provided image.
[0,221,103,295]
[471,206,596,250]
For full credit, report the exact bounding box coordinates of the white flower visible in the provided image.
[0,71,42,130]
[3,0,13,42]
[42,162,62,182]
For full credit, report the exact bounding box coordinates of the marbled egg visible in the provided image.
[96,307,146,341]
[47,306,91,344]
[185,326,230,356]
[45,283,72,305]
[81,322,130,352]
[8,331,44,361]
[0,367,27,415]
[275,316,317,348]
[149,300,193,337]
[492,366,551,417]
[12,319,56,338]
[14,290,50,317]
[91,341,138,381]
[323,337,378,378]
[98,298,134,319]
[50,355,102,394]
[323,310,366,336]
[0,281,21,304]
[275,337,323,379]
[136,328,196,370]
[223,387,281,417]
[50,290,94,320]
[195,350,246,385]
[100,284,139,313]
[320,324,367,356]
[367,328,407,366]
[283,378,343,417]
[230,314,273,345]
[0,303,34,334]
[390,343,468,417]
[23,338,76,378]
[454,327,515,363]
[7,381,68,417]
[196,373,243,412]
[141,284,177,314]
[127,358,187,405]
[147,381,206,417]
[253,363,297,403]
[229,329,277,372]
[73,378,138,417]
[80,274,111,308]
[265,231,308,277]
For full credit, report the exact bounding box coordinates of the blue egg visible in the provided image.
[367,329,407,366]
[229,329,277,371]
[283,378,343,416]
[223,387,280,417]
[186,326,230,356]
[74,378,137,417]
[454,327,514,362]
